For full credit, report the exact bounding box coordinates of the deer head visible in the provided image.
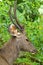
[8,23,37,54]
[9,0,37,54]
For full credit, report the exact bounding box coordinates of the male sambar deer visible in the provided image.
[0,0,37,65]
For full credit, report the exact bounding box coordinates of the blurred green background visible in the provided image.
[0,0,43,65]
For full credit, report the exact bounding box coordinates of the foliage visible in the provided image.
[0,0,43,65]
[17,0,41,22]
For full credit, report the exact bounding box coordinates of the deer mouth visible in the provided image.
[31,49,37,54]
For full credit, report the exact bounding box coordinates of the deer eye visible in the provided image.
[26,38,29,41]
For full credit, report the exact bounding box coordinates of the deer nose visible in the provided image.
[31,49,37,54]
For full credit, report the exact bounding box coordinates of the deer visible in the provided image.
[0,0,37,65]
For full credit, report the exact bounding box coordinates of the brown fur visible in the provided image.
[0,33,36,65]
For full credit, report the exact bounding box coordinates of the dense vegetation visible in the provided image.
[0,0,43,65]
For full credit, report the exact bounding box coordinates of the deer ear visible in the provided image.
[8,24,18,37]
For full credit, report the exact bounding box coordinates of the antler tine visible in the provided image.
[9,5,15,24]
[9,5,23,32]
[14,0,24,32]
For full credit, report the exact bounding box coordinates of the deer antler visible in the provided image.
[9,0,24,32]
[14,0,23,31]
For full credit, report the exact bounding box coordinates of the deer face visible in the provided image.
[18,34,37,54]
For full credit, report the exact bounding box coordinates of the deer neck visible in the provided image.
[0,37,20,65]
